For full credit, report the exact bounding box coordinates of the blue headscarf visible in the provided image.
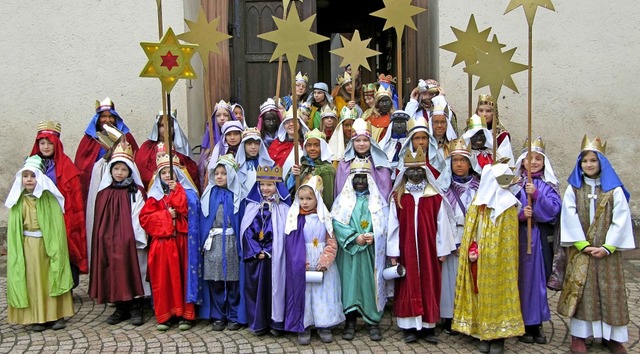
[84,108,131,139]
[567,151,630,202]
[246,179,291,206]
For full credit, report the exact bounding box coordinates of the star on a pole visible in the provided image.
[140,27,198,93]
[505,0,555,27]
[370,0,426,38]
[440,15,501,67]
[329,30,381,71]
[257,5,328,64]
[177,7,231,65]
[464,37,528,99]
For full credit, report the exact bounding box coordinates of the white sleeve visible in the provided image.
[560,185,587,246]
[436,200,457,257]
[404,99,420,119]
[386,198,400,257]
[131,192,148,249]
[604,187,635,250]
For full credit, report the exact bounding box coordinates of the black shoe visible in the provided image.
[31,324,46,332]
[51,318,66,330]
[489,339,505,354]
[130,307,144,326]
[212,320,226,331]
[518,334,534,343]
[422,328,439,344]
[297,329,311,345]
[342,318,356,341]
[478,340,490,353]
[254,328,269,336]
[532,325,547,344]
[226,321,242,331]
[106,307,131,325]
[367,324,382,341]
[443,318,459,335]
[318,328,334,343]
[270,328,282,337]
[403,329,418,343]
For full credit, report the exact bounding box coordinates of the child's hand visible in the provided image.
[362,233,374,245]
[168,207,177,219]
[356,235,366,246]
[316,264,327,272]
[258,251,265,260]
[388,257,397,266]
[469,251,478,262]
[525,182,536,196]
[292,164,301,176]
[167,180,177,190]
[347,100,356,109]
[590,247,607,259]
[523,205,533,218]
[305,261,310,271]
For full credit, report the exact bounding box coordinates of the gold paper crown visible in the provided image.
[256,165,283,182]
[350,157,372,174]
[295,71,309,84]
[449,138,472,157]
[407,116,429,133]
[242,127,261,139]
[337,72,352,87]
[581,134,606,154]
[300,174,324,195]
[96,97,115,112]
[320,105,337,119]
[111,143,134,162]
[259,98,278,115]
[521,136,546,154]
[216,154,239,171]
[283,106,294,119]
[374,85,393,101]
[403,147,427,167]
[377,73,397,84]
[362,82,377,96]
[466,114,487,130]
[156,153,181,172]
[477,94,495,107]
[340,106,359,120]
[304,128,327,141]
[351,118,371,138]
[38,120,62,136]
[214,100,231,112]
[96,123,124,150]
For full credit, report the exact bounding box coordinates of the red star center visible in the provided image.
[160,51,179,71]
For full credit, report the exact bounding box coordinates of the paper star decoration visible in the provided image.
[140,27,198,93]
[257,5,328,64]
[440,15,501,67]
[464,37,528,99]
[505,0,555,27]
[329,30,381,71]
[370,0,426,38]
[283,0,303,13]
[177,7,231,63]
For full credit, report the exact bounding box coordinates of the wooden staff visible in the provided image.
[396,33,403,106]
[290,63,301,190]
[526,23,534,255]
[350,66,358,103]
[156,0,174,179]
[467,73,473,120]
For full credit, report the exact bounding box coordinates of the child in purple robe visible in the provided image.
[240,166,291,336]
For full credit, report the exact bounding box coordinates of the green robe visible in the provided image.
[7,191,74,308]
[333,195,383,323]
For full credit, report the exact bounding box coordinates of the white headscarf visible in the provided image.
[461,125,493,150]
[332,171,386,225]
[208,121,245,171]
[514,150,558,187]
[97,156,144,192]
[147,165,198,201]
[472,164,521,223]
[276,116,310,142]
[327,118,354,162]
[282,131,334,178]
[201,156,243,216]
[149,111,193,158]
[5,161,65,210]
[429,95,457,141]
[236,134,274,198]
[285,175,333,235]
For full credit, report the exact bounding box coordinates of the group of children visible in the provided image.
[4,77,634,354]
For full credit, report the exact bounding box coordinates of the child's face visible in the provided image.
[313,90,326,103]
[364,95,375,108]
[581,151,600,178]
[38,138,55,157]
[260,181,277,198]
[244,140,260,158]
[295,82,307,96]
[470,131,486,149]
[322,116,336,129]
[298,187,317,211]
[159,166,173,183]
[391,120,407,136]
[451,155,471,177]
[411,131,429,151]
[353,135,371,155]
[22,170,37,193]
[524,152,545,174]
[214,165,227,187]
[344,83,353,94]
[225,131,242,146]
[405,167,426,184]
[215,109,230,127]
[305,138,321,159]
[157,121,166,140]
[263,113,279,133]
[476,104,494,124]
[342,120,353,140]
[352,174,368,193]
[431,114,447,140]
[111,162,131,182]
[233,107,244,123]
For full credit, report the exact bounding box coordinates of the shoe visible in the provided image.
[518,334,534,344]
[443,318,459,335]
[478,340,490,353]
[297,329,311,345]
[270,328,282,337]
[367,324,382,341]
[106,307,131,325]
[226,321,242,331]
[570,336,587,354]
[342,318,356,341]
[178,320,192,331]
[51,318,66,330]
[422,328,438,344]
[532,325,547,344]
[603,339,627,354]
[212,320,226,331]
[254,329,268,336]
[157,323,170,331]
[318,328,333,343]
[130,307,144,326]
[403,329,418,343]
[31,324,46,332]
[489,339,505,354]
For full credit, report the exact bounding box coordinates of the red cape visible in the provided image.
[268,139,294,167]
[135,140,200,192]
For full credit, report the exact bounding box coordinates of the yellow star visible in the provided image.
[283,0,303,13]
[177,7,231,62]
[505,0,555,27]
[440,15,501,67]
[370,0,426,38]
[140,27,198,93]
[329,30,381,71]
[464,36,528,99]
[257,5,329,64]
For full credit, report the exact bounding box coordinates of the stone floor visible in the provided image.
[1,254,639,353]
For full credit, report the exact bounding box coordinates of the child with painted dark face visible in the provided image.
[462,114,495,172]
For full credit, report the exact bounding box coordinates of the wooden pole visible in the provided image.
[157,0,173,180]
[350,66,358,102]
[166,93,175,180]
[526,23,533,255]
[467,73,473,119]
[396,33,403,106]
[290,63,300,190]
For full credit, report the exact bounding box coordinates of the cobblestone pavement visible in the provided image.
[0,255,638,353]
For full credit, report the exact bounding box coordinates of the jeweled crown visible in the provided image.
[477,94,495,107]
[466,114,487,130]
[305,128,326,141]
[320,105,337,119]
[95,97,115,112]
[377,73,397,84]
[214,100,231,112]
[216,154,239,171]
[403,147,427,167]
[38,120,62,136]
[242,127,261,140]
[374,85,393,101]
[256,165,283,182]
[521,136,546,154]
[581,134,606,155]
[340,106,359,121]
[362,83,377,97]
[350,157,372,174]
[408,116,429,133]
[301,175,324,195]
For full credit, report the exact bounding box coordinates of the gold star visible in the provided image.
[440,15,500,67]
[370,0,426,38]
[464,36,528,99]
[329,30,381,71]
[283,0,303,13]
[177,7,231,61]
[505,0,555,27]
[258,5,328,64]
[140,27,198,93]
